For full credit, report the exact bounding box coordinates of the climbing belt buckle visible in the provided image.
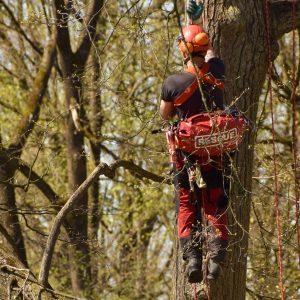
[195,165,207,189]
[183,157,196,193]
[188,167,196,192]
[185,157,207,191]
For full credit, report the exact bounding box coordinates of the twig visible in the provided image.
[38,160,168,286]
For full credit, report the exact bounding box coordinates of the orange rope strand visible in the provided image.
[291,0,300,268]
[265,0,285,299]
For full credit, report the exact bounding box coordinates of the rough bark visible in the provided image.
[0,156,28,267]
[53,0,104,294]
[0,242,64,299]
[87,46,103,290]
[88,47,103,240]
[173,1,300,299]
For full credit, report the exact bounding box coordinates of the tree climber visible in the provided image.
[160,1,232,283]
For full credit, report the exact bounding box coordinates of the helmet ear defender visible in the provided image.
[178,32,209,55]
[179,41,194,54]
[194,32,209,48]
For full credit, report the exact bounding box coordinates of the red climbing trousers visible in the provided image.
[173,151,229,261]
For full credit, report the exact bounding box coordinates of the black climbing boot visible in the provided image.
[187,255,203,283]
[180,237,203,283]
[207,238,228,280]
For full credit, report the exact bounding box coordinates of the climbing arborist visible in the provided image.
[160,0,230,283]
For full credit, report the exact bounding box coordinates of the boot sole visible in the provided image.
[188,268,203,283]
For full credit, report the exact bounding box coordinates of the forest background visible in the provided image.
[0,0,299,299]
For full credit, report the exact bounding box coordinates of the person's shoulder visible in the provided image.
[163,72,194,86]
[163,73,179,84]
[164,72,193,81]
[161,72,194,101]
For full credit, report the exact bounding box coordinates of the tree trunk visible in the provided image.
[53,0,104,295]
[87,45,103,291]
[89,47,103,239]
[174,0,300,298]
[60,62,91,294]
[0,151,28,267]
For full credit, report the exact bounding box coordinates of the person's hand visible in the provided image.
[187,0,203,21]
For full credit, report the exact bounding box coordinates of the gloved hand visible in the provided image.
[221,106,240,117]
[187,0,204,21]
[222,106,256,131]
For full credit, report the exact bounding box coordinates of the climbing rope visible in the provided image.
[291,0,300,267]
[201,188,213,300]
[185,0,188,26]
[265,1,285,299]
[193,283,197,299]
[184,4,201,299]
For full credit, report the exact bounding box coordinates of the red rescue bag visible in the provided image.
[168,111,247,158]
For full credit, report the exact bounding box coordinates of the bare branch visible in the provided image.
[269,0,300,38]
[54,0,73,57]
[9,31,57,154]
[38,159,169,286]
[99,144,119,160]
[75,0,104,64]
[18,161,59,205]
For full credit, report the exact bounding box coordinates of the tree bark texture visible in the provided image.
[173,1,300,299]
[0,152,28,267]
[88,47,103,240]
[54,0,104,294]
[87,47,103,290]
[0,239,56,299]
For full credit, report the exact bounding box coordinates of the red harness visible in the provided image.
[174,63,225,107]
[166,64,247,159]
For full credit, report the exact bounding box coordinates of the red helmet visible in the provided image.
[178,25,209,56]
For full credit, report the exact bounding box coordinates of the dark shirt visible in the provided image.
[161,57,225,120]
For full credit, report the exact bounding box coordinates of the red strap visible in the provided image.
[174,63,225,107]
[186,63,225,91]
[174,79,198,107]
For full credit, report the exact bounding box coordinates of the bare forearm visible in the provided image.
[159,100,176,121]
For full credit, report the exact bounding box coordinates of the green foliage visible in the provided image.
[0,0,177,298]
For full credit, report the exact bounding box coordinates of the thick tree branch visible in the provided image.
[9,31,57,154]
[99,144,119,160]
[18,161,59,205]
[38,160,168,286]
[270,0,300,38]
[0,224,24,263]
[54,0,73,57]
[75,0,104,65]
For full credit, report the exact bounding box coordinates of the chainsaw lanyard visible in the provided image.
[174,62,224,107]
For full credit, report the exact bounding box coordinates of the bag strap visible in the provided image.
[174,63,224,107]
